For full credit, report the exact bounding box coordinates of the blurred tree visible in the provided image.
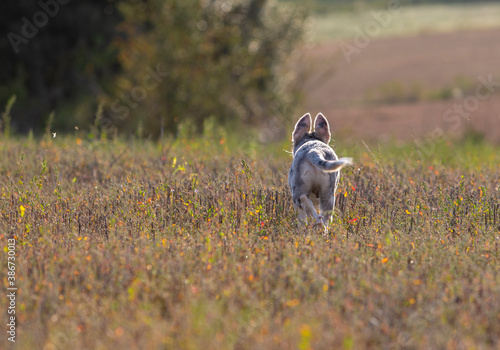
[111,0,307,139]
[0,1,122,132]
[0,0,307,139]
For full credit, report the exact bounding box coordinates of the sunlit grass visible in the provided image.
[311,2,500,42]
[0,132,499,349]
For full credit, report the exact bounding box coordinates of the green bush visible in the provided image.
[109,0,308,138]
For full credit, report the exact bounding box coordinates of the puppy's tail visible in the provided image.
[310,154,353,172]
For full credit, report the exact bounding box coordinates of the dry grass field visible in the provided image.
[2,3,500,349]
[0,131,499,349]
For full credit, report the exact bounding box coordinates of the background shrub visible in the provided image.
[110,0,307,138]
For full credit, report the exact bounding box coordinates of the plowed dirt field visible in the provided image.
[301,28,500,142]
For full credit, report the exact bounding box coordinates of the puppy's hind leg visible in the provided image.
[297,207,307,227]
[300,194,323,226]
[319,191,336,225]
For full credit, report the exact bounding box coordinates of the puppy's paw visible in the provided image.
[312,215,324,228]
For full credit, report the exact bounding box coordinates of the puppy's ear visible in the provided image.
[314,113,331,144]
[292,113,312,143]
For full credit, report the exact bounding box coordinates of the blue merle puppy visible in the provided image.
[288,113,353,228]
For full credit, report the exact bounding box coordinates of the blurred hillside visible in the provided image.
[2,0,499,142]
[285,0,499,13]
[298,1,500,143]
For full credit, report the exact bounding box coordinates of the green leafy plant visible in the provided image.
[1,95,16,138]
